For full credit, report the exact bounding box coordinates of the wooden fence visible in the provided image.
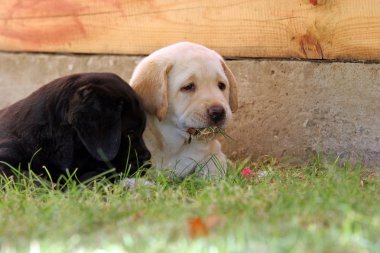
[0,0,380,60]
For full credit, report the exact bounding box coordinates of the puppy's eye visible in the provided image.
[218,82,226,91]
[180,83,196,92]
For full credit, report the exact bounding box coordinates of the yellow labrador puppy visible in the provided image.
[130,42,238,178]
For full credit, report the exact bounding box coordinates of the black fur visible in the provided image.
[0,73,150,182]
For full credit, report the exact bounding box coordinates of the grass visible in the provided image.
[0,156,379,253]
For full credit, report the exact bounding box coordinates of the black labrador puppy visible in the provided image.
[0,73,150,182]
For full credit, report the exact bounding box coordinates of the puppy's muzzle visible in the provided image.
[207,105,226,125]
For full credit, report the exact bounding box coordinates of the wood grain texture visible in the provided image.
[0,0,380,60]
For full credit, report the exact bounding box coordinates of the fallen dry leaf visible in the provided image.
[188,217,208,238]
[187,215,224,239]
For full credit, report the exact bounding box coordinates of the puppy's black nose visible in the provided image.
[207,105,226,124]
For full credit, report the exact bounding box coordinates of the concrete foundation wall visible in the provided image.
[0,53,379,166]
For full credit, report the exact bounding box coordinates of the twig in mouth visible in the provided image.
[186,127,233,143]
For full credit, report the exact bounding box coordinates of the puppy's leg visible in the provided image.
[0,163,15,178]
[0,144,24,178]
[195,141,227,179]
[195,153,227,179]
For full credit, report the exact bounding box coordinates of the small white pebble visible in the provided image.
[120,178,153,190]
[256,170,268,179]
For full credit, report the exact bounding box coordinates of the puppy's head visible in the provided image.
[130,42,238,132]
[66,73,150,166]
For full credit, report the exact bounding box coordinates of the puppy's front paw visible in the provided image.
[194,157,227,179]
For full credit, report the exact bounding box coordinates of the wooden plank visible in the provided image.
[0,0,380,60]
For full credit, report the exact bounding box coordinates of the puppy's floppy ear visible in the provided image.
[221,60,238,112]
[130,60,172,121]
[68,86,122,161]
